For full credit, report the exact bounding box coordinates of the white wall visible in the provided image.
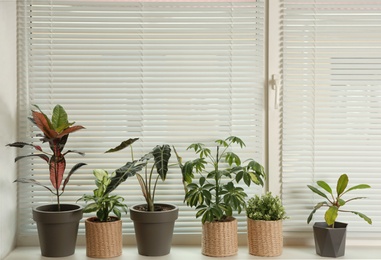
[0,0,18,258]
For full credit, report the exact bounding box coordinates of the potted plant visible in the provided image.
[105,138,178,256]
[78,169,129,258]
[307,173,372,257]
[6,104,86,257]
[174,136,266,257]
[246,192,287,256]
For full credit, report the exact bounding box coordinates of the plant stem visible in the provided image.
[151,175,160,211]
[215,146,220,208]
[53,157,61,211]
[56,191,60,211]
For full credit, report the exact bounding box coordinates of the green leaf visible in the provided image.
[307,201,327,224]
[83,203,99,213]
[345,184,371,194]
[225,136,246,148]
[93,169,108,181]
[105,160,146,194]
[336,174,349,196]
[325,206,338,226]
[225,152,241,166]
[215,139,228,147]
[317,180,332,195]
[338,198,346,206]
[351,211,372,225]
[104,138,139,153]
[152,144,171,181]
[307,185,329,200]
[52,104,72,133]
[113,207,121,219]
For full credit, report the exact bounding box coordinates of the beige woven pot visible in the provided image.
[202,217,238,257]
[247,219,283,257]
[85,217,122,258]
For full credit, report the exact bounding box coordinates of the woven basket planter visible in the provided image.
[247,219,283,257]
[85,217,122,258]
[202,217,238,257]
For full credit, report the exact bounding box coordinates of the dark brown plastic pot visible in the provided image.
[130,203,178,256]
[32,204,83,257]
[313,221,348,258]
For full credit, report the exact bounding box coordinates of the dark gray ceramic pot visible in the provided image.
[313,221,348,258]
[130,203,178,256]
[32,204,83,257]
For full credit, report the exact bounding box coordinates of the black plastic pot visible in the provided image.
[32,204,83,257]
[130,203,178,256]
[313,221,348,258]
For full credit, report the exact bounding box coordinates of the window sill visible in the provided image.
[4,246,381,259]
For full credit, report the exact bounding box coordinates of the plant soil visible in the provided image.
[210,216,235,223]
[134,204,175,212]
[88,216,119,223]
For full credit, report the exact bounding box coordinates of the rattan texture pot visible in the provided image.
[85,217,122,258]
[247,219,283,257]
[201,217,238,257]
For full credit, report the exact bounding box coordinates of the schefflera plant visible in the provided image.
[307,173,372,227]
[7,105,86,210]
[174,136,266,224]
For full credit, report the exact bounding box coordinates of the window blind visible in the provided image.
[281,0,381,238]
[17,0,265,236]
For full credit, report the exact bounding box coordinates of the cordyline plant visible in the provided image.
[174,136,266,224]
[7,105,86,211]
[103,138,172,212]
[307,173,372,228]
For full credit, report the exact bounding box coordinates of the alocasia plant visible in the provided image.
[7,104,86,210]
[104,138,172,212]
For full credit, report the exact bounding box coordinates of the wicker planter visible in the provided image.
[247,219,283,257]
[201,217,238,257]
[85,217,122,258]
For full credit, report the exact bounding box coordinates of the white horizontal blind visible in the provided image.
[281,0,381,238]
[17,0,265,236]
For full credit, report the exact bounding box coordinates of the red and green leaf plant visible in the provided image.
[174,136,266,224]
[307,173,372,227]
[7,105,86,210]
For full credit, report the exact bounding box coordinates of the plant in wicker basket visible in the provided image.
[246,192,287,256]
[78,169,129,258]
[174,136,266,257]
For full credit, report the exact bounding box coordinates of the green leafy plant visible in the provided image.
[104,138,172,212]
[7,104,86,210]
[78,169,128,222]
[307,173,372,227]
[246,192,287,221]
[174,136,266,223]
